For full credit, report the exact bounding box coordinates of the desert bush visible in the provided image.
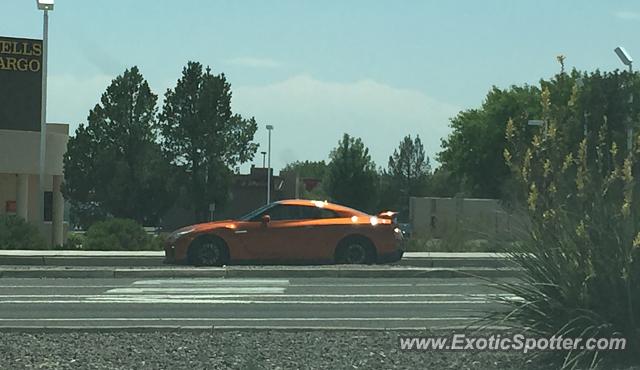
[490,71,640,368]
[56,232,86,250]
[83,218,160,251]
[0,215,47,250]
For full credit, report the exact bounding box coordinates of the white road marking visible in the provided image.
[0,282,497,289]
[0,285,125,289]
[106,287,287,294]
[132,279,290,286]
[131,280,497,288]
[0,317,474,322]
[0,279,521,306]
[0,293,515,299]
[0,299,503,304]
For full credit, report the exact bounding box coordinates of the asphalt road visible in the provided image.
[0,277,515,330]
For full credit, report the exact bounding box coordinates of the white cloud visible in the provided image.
[47,74,113,135]
[226,57,282,68]
[232,75,460,172]
[613,11,640,20]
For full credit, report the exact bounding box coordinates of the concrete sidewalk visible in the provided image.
[0,250,514,268]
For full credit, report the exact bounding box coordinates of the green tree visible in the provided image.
[281,160,327,179]
[325,133,378,212]
[426,168,458,197]
[380,135,431,218]
[158,62,258,222]
[438,85,541,199]
[63,66,174,228]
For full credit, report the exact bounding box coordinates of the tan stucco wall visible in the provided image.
[0,124,69,245]
[0,126,68,175]
[409,197,526,240]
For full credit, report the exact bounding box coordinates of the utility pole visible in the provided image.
[266,125,274,204]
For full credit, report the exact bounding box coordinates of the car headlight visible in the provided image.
[167,227,196,243]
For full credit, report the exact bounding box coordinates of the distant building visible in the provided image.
[215,165,286,220]
[0,35,69,246]
[0,124,69,246]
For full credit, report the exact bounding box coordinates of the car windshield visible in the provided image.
[237,203,275,221]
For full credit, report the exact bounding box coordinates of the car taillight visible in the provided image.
[393,227,403,240]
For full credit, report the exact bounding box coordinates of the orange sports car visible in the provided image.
[164,199,404,266]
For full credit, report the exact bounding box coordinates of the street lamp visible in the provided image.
[37,0,53,237]
[615,46,633,73]
[614,46,634,151]
[266,125,274,204]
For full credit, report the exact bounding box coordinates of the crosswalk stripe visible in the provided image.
[106,287,287,294]
[132,279,290,286]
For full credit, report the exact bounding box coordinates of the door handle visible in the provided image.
[234,230,248,234]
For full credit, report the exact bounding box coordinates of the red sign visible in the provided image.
[5,200,16,213]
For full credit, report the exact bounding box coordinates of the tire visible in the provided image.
[187,236,229,267]
[335,237,376,265]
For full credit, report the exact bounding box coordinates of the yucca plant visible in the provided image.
[487,67,640,369]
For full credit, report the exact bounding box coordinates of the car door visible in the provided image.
[268,205,342,262]
[261,205,315,262]
[234,204,299,262]
[289,206,341,261]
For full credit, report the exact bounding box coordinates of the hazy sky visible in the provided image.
[2,1,639,172]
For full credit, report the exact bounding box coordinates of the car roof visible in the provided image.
[275,199,368,216]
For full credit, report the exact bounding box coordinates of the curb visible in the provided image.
[0,252,513,269]
[0,266,524,279]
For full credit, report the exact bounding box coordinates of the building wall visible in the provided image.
[0,126,67,175]
[0,173,17,216]
[0,125,69,246]
[409,197,526,240]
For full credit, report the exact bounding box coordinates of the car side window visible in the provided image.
[298,206,339,220]
[317,208,339,219]
[248,204,281,221]
[267,205,296,221]
[251,205,340,221]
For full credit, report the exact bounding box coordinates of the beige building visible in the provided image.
[0,124,69,246]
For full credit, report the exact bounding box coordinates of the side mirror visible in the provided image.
[261,214,271,226]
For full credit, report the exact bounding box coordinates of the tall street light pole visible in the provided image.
[614,46,634,152]
[37,0,53,237]
[266,125,274,204]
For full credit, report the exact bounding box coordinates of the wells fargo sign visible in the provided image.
[0,36,43,132]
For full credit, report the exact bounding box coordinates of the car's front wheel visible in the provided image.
[187,236,229,266]
[335,237,375,264]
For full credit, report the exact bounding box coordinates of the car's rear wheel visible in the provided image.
[336,237,376,264]
[187,236,229,267]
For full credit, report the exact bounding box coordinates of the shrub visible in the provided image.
[83,218,159,251]
[0,215,47,250]
[56,232,86,250]
[490,74,640,368]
